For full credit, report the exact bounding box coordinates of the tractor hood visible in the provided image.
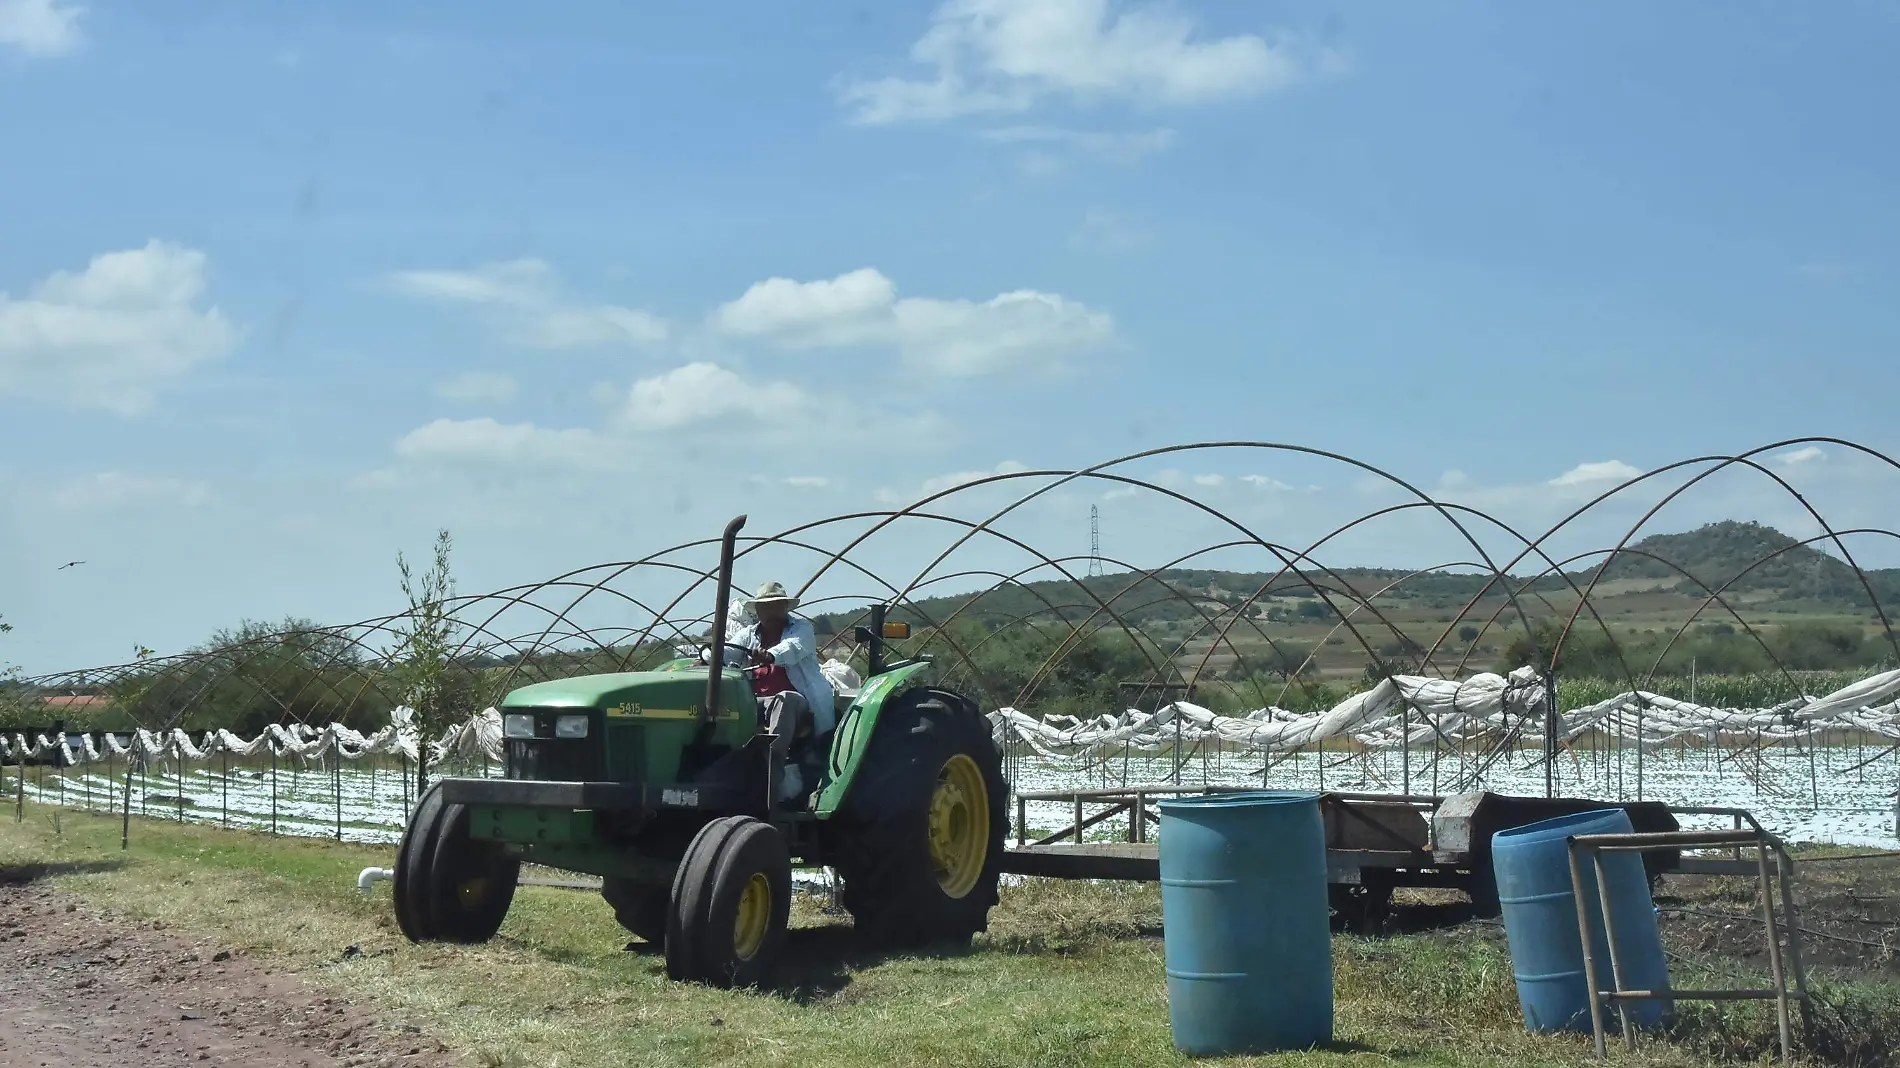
[500,669,754,716]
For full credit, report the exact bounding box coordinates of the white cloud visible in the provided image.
[1240,474,1292,490]
[840,0,1312,124]
[435,371,518,405]
[1775,446,1826,466]
[923,461,1028,497]
[616,362,810,432]
[52,472,210,511]
[714,268,1112,379]
[388,259,666,349]
[711,268,897,347]
[0,241,240,414]
[1549,460,1644,487]
[879,460,1031,503]
[895,289,1112,377]
[0,0,82,57]
[980,124,1176,164]
[394,417,610,469]
[1192,473,1225,487]
[783,476,831,489]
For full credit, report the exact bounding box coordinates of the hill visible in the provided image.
[810,521,1900,637]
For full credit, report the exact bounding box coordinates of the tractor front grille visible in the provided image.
[503,708,605,782]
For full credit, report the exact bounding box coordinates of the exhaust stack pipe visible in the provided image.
[702,515,747,727]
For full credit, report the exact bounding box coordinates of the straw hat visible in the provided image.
[747,580,799,609]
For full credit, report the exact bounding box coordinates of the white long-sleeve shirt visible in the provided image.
[730,614,838,734]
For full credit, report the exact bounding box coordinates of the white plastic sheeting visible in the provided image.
[986,666,1900,760]
[1,657,864,769]
[11,665,1900,771]
[1,706,503,768]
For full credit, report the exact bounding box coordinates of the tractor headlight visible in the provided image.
[554,714,590,739]
[503,713,536,739]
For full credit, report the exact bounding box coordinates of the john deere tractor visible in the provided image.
[392,516,1008,987]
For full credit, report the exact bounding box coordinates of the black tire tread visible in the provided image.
[664,816,791,987]
[424,802,519,944]
[666,816,750,982]
[828,688,1007,949]
[393,782,448,943]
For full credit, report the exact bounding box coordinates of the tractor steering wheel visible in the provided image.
[698,642,754,668]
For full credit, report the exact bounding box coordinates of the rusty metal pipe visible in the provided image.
[703,515,747,726]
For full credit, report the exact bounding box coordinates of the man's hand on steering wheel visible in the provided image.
[751,648,775,666]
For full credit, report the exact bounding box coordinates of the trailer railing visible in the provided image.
[1567,827,1812,1062]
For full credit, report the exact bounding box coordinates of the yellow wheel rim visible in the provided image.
[928,753,990,899]
[733,872,772,960]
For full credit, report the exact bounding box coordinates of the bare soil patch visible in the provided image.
[0,870,459,1068]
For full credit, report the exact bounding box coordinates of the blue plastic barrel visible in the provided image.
[1492,808,1670,1033]
[1158,791,1333,1056]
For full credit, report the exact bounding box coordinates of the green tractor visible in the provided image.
[392,516,1009,987]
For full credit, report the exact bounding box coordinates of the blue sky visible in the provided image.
[3,0,1898,673]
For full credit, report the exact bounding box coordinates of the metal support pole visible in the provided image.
[1772,847,1815,1035]
[333,750,343,842]
[1568,840,1610,1058]
[1545,668,1559,798]
[1590,844,1637,1050]
[1755,844,1794,1062]
[1402,701,1412,797]
[1172,711,1182,786]
[120,753,133,850]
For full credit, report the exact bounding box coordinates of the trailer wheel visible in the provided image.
[393,782,449,942]
[830,689,1007,949]
[664,816,791,987]
[602,878,669,944]
[423,802,520,943]
[1329,877,1393,934]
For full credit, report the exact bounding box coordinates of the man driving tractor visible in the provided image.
[727,580,835,802]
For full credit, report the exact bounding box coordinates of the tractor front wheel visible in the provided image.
[393,784,520,944]
[664,816,791,987]
[830,688,1007,950]
[424,802,520,943]
[393,783,449,941]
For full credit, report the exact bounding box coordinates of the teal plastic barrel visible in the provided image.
[1158,791,1333,1056]
[1492,808,1670,1032]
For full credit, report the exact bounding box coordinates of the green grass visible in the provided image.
[0,806,1868,1068]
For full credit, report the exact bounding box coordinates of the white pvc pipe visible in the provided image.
[357,866,394,892]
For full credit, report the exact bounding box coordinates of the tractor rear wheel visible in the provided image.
[423,802,520,943]
[830,688,1007,950]
[393,782,449,941]
[664,816,791,987]
[601,878,669,944]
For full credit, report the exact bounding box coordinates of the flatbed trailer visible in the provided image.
[998,785,1780,918]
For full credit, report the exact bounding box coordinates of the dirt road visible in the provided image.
[0,877,456,1068]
